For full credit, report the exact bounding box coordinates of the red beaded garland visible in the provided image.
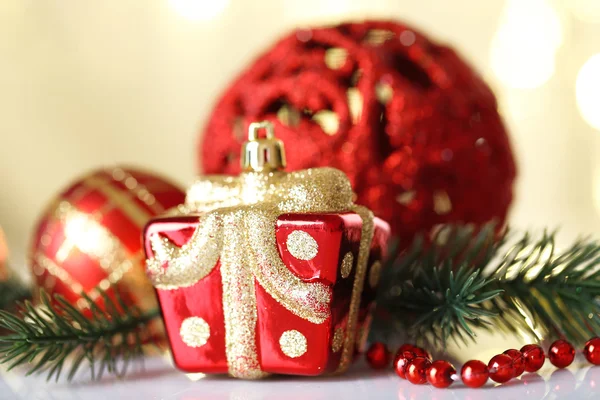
[427,360,456,388]
[461,360,489,388]
[393,350,416,379]
[503,348,526,377]
[405,357,432,385]
[584,337,600,365]
[366,342,392,369]
[371,337,600,389]
[412,347,432,361]
[521,344,546,372]
[397,344,417,354]
[548,339,575,369]
[488,354,515,383]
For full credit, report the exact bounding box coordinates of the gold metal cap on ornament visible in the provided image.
[241,121,287,172]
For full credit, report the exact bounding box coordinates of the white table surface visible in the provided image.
[0,354,597,400]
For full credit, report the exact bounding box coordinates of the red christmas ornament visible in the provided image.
[367,342,392,370]
[393,349,416,379]
[584,337,600,365]
[548,339,575,369]
[200,20,517,239]
[521,344,546,372]
[503,348,526,377]
[461,360,489,388]
[29,166,185,316]
[488,354,515,383]
[427,360,456,388]
[146,122,390,378]
[405,357,431,384]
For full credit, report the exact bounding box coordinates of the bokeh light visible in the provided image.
[490,0,563,89]
[565,0,600,23]
[576,54,600,131]
[62,214,103,257]
[168,0,228,21]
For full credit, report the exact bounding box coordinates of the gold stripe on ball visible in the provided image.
[180,317,211,348]
[279,330,307,358]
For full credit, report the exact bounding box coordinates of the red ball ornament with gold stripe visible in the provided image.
[29,167,185,317]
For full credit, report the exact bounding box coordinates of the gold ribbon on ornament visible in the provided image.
[146,123,374,379]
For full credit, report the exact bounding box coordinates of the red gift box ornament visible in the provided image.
[144,121,390,378]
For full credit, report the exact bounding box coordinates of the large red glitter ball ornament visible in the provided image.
[548,340,575,369]
[584,337,600,365]
[521,344,546,373]
[200,20,516,239]
[29,167,185,314]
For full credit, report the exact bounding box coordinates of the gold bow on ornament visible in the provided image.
[146,122,374,378]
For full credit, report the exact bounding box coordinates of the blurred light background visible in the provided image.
[1,0,600,277]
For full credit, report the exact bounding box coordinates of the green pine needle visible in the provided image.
[0,289,160,382]
[372,224,600,347]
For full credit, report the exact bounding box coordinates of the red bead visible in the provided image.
[397,343,417,354]
[548,339,575,369]
[393,350,416,379]
[412,346,432,360]
[584,337,600,365]
[488,354,515,383]
[427,360,456,388]
[503,349,526,377]
[405,357,432,385]
[461,360,489,388]
[520,344,546,372]
[366,342,391,369]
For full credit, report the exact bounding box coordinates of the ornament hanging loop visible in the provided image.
[241,121,287,172]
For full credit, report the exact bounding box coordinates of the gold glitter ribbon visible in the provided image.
[146,167,374,378]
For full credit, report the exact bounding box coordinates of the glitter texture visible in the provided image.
[332,327,344,353]
[279,330,308,358]
[147,213,222,290]
[147,162,376,378]
[286,230,319,261]
[180,317,211,348]
[369,261,382,288]
[336,206,374,374]
[340,252,354,279]
[201,21,517,243]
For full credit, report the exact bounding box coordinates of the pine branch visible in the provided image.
[372,224,600,347]
[0,289,160,381]
[488,231,600,344]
